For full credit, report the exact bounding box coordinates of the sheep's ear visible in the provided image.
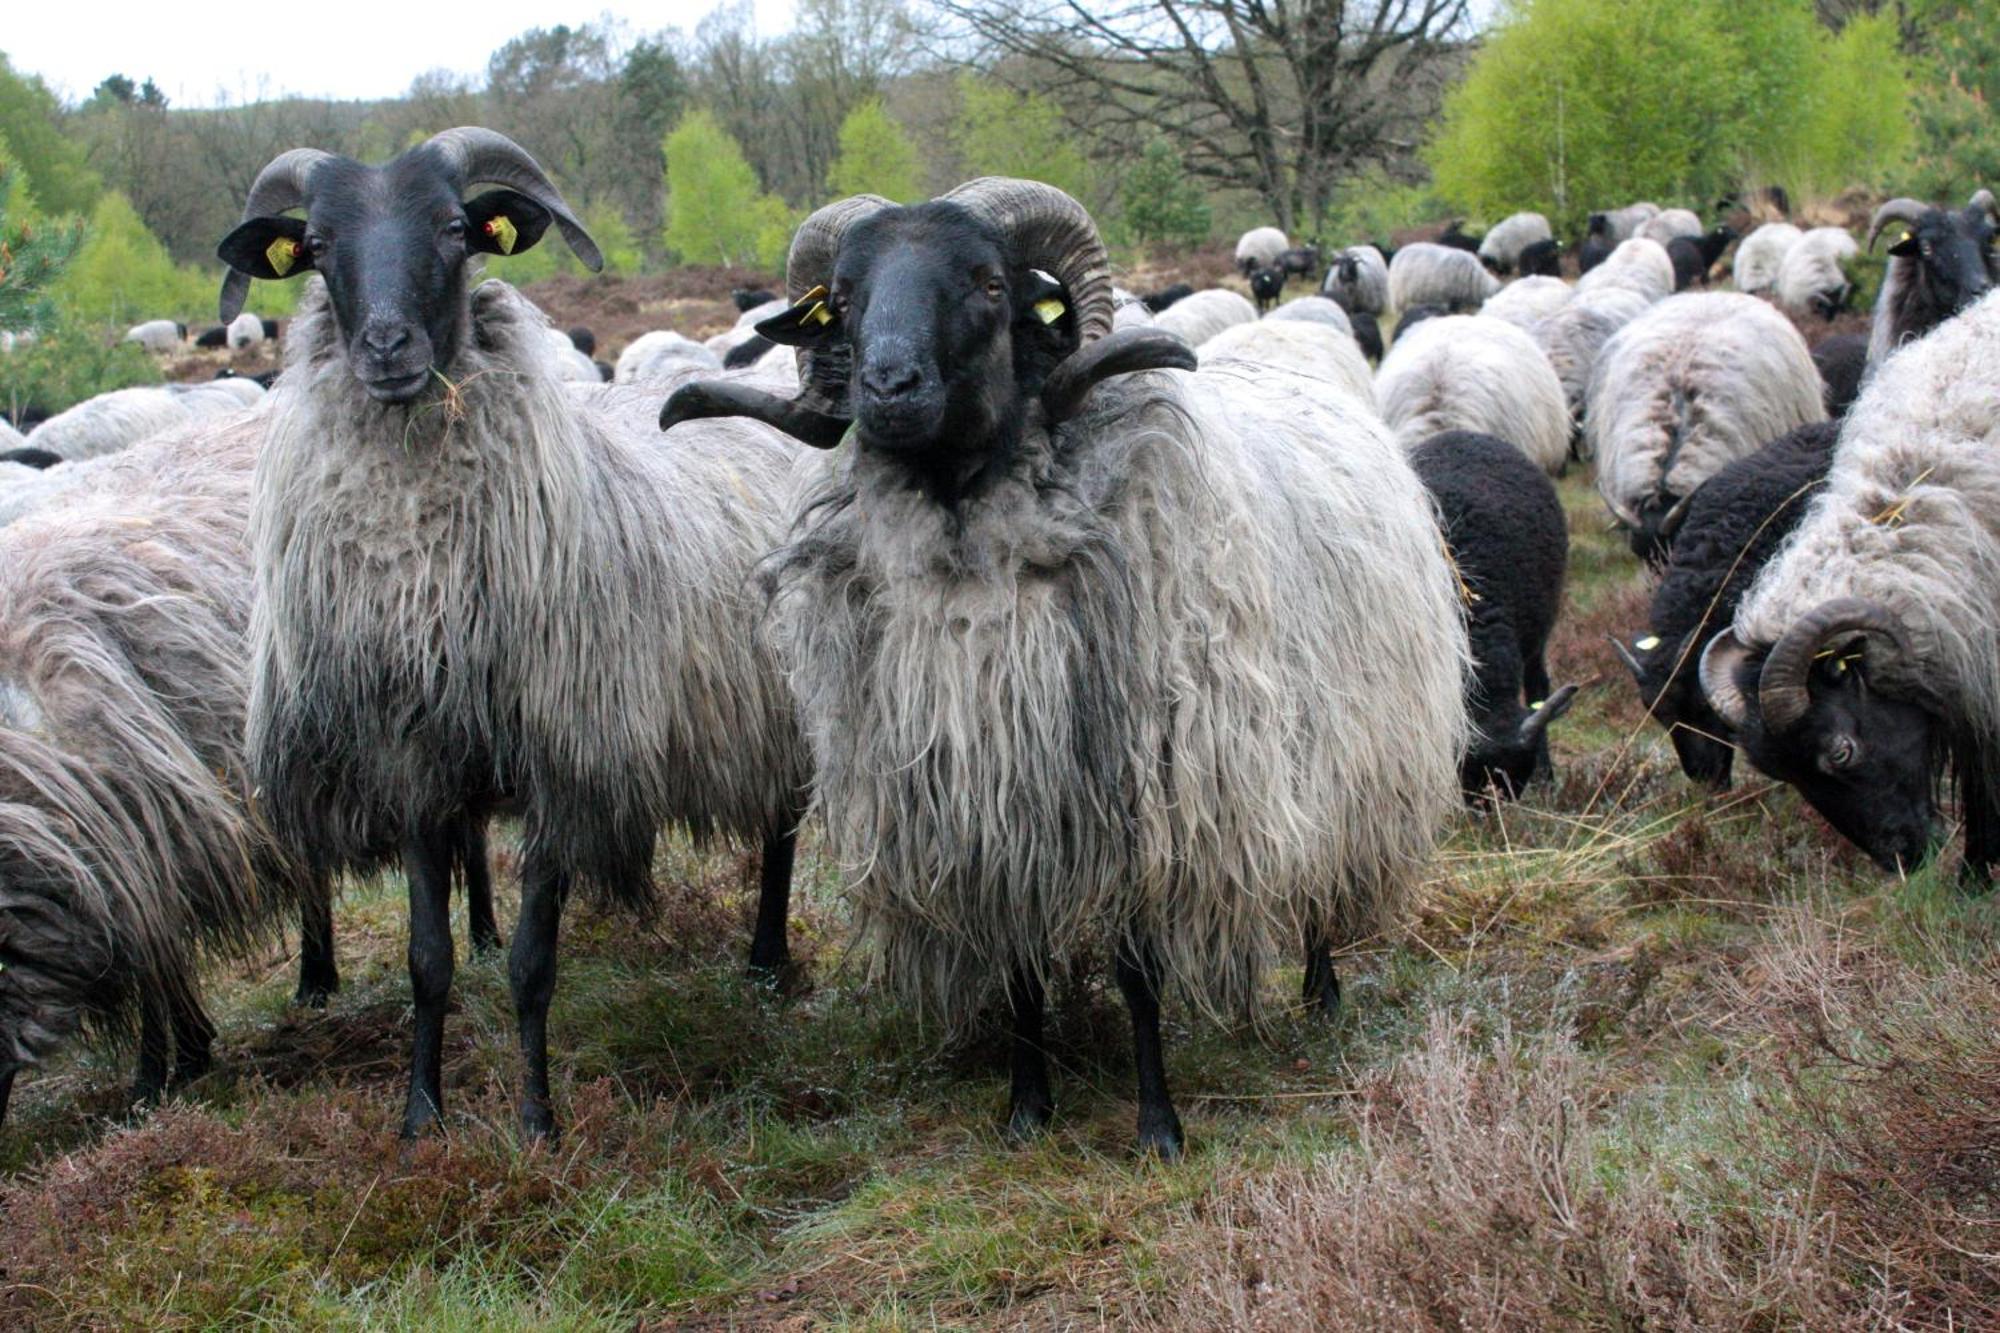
[757,285,843,347]
[218,216,312,281]
[1517,684,1580,743]
[1887,233,1919,259]
[465,189,553,257]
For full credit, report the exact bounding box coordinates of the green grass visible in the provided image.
[2,469,1993,1329]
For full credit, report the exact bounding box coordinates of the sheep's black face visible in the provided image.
[1892,209,1997,322]
[1728,651,1942,872]
[1462,735,1541,801]
[1623,632,1736,786]
[1249,267,1285,310]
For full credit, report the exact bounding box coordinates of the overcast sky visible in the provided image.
[4,2,796,108]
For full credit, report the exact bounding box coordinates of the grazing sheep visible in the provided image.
[1702,288,2000,880]
[1348,311,1384,362]
[1776,226,1860,316]
[1436,220,1483,253]
[1321,245,1389,315]
[1197,318,1374,403]
[1139,282,1194,314]
[1591,202,1661,243]
[1575,237,1676,305]
[1393,303,1449,339]
[1278,245,1321,277]
[1613,421,1836,787]
[1265,295,1353,334]
[615,329,724,385]
[1516,239,1564,277]
[194,325,229,349]
[1478,212,1554,275]
[1388,243,1503,313]
[1864,192,1998,366]
[1412,430,1576,796]
[1480,276,1573,328]
[1529,287,1653,430]
[731,287,778,313]
[666,178,1466,1157]
[1589,292,1826,560]
[1732,222,1803,295]
[1812,332,1869,419]
[226,311,267,350]
[1374,315,1571,474]
[27,381,266,464]
[123,319,185,354]
[1151,287,1257,346]
[219,128,811,1142]
[1575,234,1614,275]
[1234,225,1289,276]
[1637,208,1703,246]
[1665,225,1738,290]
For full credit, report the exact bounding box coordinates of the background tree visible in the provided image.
[954,75,1090,204]
[663,109,794,268]
[1907,0,2000,199]
[828,97,923,200]
[1120,136,1213,248]
[0,55,101,217]
[0,143,82,335]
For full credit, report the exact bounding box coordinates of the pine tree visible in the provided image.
[0,146,83,335]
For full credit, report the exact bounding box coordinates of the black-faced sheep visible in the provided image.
[123,320,185,354]
[1348,310,1384,361]
[218,128,810,1142]
[1613,421,1837,786]
[663,178,1466,1157]
[1516,239,1564,277]
[1234,225,1289,276]
[1811,332,1869,420]
[1411,430,1576,797]
[1702,288,2000,882]
[1375,314,1571,474]
[1477,213,1553,276]
[1248,266,1288,314]
[1321,245,1388,315]
[1664,225,1737,290]
[1864,191,1997,366]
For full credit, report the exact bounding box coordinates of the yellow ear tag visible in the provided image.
[1636,635,1661,651]
[1034,298,1066,324]
[266,237,299,277]
[483,216,519,255]
[804,301,833,326]
[794,284,828,307]
[1530,699,1545,711]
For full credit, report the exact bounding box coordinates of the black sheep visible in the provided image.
[1811,333,1869,420]
[1516,239,1563,277]
[731,286,779,312]
[1665,225,1738,290]
[567,325,596,356]
[1139,282,1194,314]
[1394,303,1449,341]
[1613,421,1838,786]
[1348,310,1384,362]
[1248,266,1287,313]
[261,317,280,340]
[1576,233,1614,275]
[194,325,229,349]
[1411,430,1577,797]
[1277,245,1321,276]
[1437,220,1483,253]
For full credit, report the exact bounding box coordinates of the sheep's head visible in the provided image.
[1249,266,1286,312]
[1869,191,1998,330]
[1464,685,1578,801]
[660,179,1195,491]
[1612,630,1735,786]
[1702,599,1942,872]
[215,128,601,404]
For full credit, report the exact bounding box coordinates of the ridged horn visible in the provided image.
[423,127,602,272]
[1698,630,1756,731]
[1756,597,1910,733]
[219,147,333,321]
[1970,189,1997,221]
[941,177,1114,346]
[775,194,894,417]
[1868,197,1932,251]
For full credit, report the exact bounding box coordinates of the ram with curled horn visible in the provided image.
[1699,282,2000,885]
[663,177,1468,1157]
[1864,188,1998,368]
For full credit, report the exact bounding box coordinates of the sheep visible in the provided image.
[1197,318,1374,404]
[1529,286,1653,429]
[194,325,229,349]
[1234,225,1289,276]
[705,298,788,360]
[1664,224,1738,290]
[27,381,266,463]
[1248,265,1288,314]
[1637,208,1703,246]
[1478,212,1553,275]
[1139,282,1194,313]
[1277,245,1321,277]
[1388,243,1503,313]
[1265,294,1353,335]
[1776,226,1859,316]
[1575,237,1676,304]
[1321,245,1388,315]
[1575,233,1614,275]
[540,327,602,382]
[1393,303,1449,339]
[664,178,1466,1157]
[123,319,185,354]
[1348,311,1384,362]
[1812,332,1869,419]
[1612,421,1837,787]
[1480,275,1573,328]
[1374,314,1570,474]
[1732,222,1803,295]
[1701,287,2000,881]
[1516,239,1563,277]
[567,326,596,356]
[1864,191,1998,366]
[1590,202,1661,243]
[1588,292,1826,561]
[1436,219,1483,253]
[731,287,779,313]
[218,128,811,1142]
[226,310,267,349]
[1151,287,1257,346]
[615,329,724,385]
[1412,430,1576,797]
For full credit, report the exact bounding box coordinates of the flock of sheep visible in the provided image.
[1,131,1996,1163]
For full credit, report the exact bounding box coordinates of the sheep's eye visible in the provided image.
[830,289,852,314]
[1825,734,1860,771]
[305,235,330,257]
[983,277,1006,300]
[444,218,467,240]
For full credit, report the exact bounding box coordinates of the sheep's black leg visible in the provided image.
[1301,921,1341,1019]
[748,822,797,977]
[1959,747,1997,892]
[168,977,215,1087]
[451,815,502,956]
[401,824,457,1139]
[1005,963,1054,1140]
[131,993,172,1109]
[1115,932,1184,1159]
[509,849,570,1143]
[0,1066,15,1125]
[295,869,339,1006]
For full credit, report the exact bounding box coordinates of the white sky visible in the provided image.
[4,2,796,108]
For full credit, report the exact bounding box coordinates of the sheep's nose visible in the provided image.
[362,323,411,358]
[862,360,922,401]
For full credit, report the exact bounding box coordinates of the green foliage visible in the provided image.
[1120,138,1212,249]
[0,316,162,419]
[0,144,83,335]
[828,99,922,203]
[1910,0,2000,200]
[486,201,645,284]
[51,191,211,326]
[663,109,794,268]
[954,76,1090,204]
[1427,0,1916,231]
[0,55,99,217]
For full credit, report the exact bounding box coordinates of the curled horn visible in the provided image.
[219,147,333,321]
[1970,189,1997,221]
[1698,629,1756,730]
[1756,596,1910,734]
[1868,197,1932,251]
[1517,683,1580,744]
[942,177,1114,346]
[778,194,893,416]
[424,127,603,272]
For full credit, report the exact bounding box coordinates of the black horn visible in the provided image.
[1756,597,1911,733]
[219,147,334,321]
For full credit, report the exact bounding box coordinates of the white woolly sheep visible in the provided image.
[1374,313,1571,474]
[1732,222,1803,295]
[1234,225,1289,275]
[28,381,266,463]
[1776,226,1860,315]
[1265,294,1354,335]
[615,329,724,385]
[1321,245,1389,315]
[1477,212,1553,274]
[1529,286,1653,432]
[1637,208,1703,246]
[1480,275,1573,328]
[122,319,185,353]
[1595,202,1662,242]
[1575,237,1676,304]
[1388,242,1503,313]
[226,310,267,349]
[1197,318,1374,403]
[1589,291,1825,559]
[1150,287,1257,347]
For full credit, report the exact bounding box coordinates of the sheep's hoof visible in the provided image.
[293,981,335,1009]
[1134,1110,1185,1161]
[1005,1097,1054,1144]
[400,1094,444,1142]
[518,1099,559,1145]
[746,958,810,998]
